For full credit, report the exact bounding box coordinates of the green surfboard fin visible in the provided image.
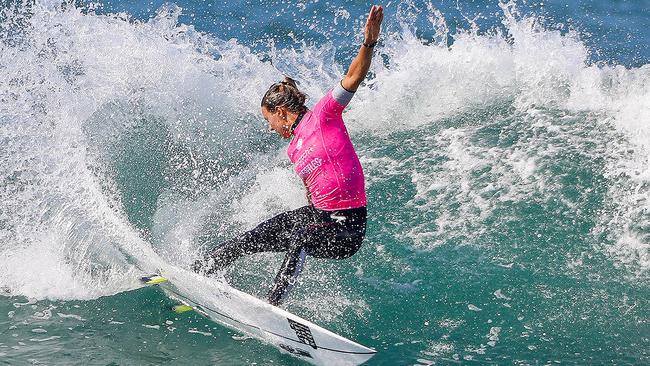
[172,304,194,313]
[140,274,168,285]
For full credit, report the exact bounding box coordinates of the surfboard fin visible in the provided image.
[172,304,194,313]
[140,274,168,285]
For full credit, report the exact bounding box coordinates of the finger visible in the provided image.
[373,6,383,23]
[366,5,375,25]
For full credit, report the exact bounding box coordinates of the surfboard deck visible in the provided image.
[140,271,376,366]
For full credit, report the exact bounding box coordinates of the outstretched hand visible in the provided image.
[341,4,384,92]
[364,5,384,45]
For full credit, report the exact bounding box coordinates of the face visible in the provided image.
[261,106,292,139]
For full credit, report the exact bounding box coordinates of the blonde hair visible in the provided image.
[261,77,307,113]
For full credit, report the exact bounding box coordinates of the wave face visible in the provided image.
[0,0,648,364]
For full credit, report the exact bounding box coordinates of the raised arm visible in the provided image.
[341,5,384,92]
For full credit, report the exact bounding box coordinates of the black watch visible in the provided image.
[363,41,378,48]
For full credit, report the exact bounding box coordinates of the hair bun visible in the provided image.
[281,76,298,88]
[261,76,307,113]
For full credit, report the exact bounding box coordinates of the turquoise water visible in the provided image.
[1,0,649,364]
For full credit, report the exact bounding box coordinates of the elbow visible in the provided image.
[342,76,363,92]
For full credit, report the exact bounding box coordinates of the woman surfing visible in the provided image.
[193,5,384,306]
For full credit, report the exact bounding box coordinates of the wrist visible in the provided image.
[362,40,377,48]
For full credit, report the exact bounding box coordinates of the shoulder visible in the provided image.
[317,82,356,117]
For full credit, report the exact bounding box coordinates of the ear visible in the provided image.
[275,106,288,119]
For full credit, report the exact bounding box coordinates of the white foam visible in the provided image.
[607,233,650,274]
[188,329,212,337]
[486,326,501,347]
[29,336,61,342]
[57,312,85,321]
[494,289,512,301]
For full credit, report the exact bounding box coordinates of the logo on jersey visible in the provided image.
[298,157,323,178]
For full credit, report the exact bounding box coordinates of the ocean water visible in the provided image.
[1,0,649,364]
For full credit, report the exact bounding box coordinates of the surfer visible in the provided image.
[193,5,384,306]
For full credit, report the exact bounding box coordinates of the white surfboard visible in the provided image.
[140,268,376,365]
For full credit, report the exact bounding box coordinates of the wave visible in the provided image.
[0,0,648,303]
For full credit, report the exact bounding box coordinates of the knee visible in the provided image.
[328,236,364,259]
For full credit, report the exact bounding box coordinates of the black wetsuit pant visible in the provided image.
[193,206,367,306]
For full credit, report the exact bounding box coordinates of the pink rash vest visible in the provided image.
[287,83,367,211]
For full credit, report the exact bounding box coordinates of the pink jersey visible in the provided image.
[287,86,367,211]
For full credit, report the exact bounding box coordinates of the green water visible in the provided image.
[1,1,649,364]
